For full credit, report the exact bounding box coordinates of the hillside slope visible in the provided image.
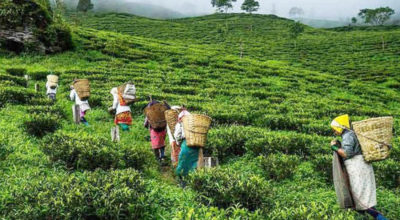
[0,13,399,219]
[72,13,400,81]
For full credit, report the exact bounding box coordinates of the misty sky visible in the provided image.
[131,0,400,20]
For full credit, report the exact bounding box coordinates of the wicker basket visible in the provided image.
[47,75,58,88]
[352,117,393,162]
[182,114,212,148]
[165,109,180,134]
[73,79,90,101]
[118,82,136,105]
[144,103,168,129]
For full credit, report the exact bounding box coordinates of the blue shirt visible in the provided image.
[341,129,362,160]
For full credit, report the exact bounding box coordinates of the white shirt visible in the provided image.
[45,82,58,94]
[167,125,175,144]
[174,122,185,146]
[70,89,89,106]
[112,93,131,115]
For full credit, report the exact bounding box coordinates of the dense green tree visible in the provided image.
[351,17,358,25]
[211,0,237,13]
[358,7,395,25]
[77,0,93,12]
[241,0,259,14]
[289,21,305,48]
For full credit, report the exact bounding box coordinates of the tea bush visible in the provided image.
[118,144,156,172]
[206,126,264,161]
[0,134,13,161]
[5,68,27,77]
[2,169,147,219]
[311,154,333,184]
[0,87,36,107]
[260,153,301,181]
[23,112,60,137]
[29,71,51,80]
[245,131,330,157]
[373,159,400,189]
[41,131,153,171]
[0,74,26,87]
[188,168,273,211]
[42,131,121,170]
[26,104,67,119]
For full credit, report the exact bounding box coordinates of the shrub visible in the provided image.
[23,113,60,137]
[29,97,53,106]
[27,105,67,119]
[0,74,27,86]
[260,153,301,181]
[312,154,333,184]
[245,132,330,157]
[5,68,27,76]
[188,168,273,211]
[118,144,156,172]
[267,202,356,220]
[42,131,120,170]
[174,206,262,220]
[0,135,13,161]
[206,126,260,161]
[37,23,74,52]
[2,169,148,219]
[29,71,49,80]
[0,87,36,107]
[41,131,153,171]
[373,159,400,189]
[88,94,104,108]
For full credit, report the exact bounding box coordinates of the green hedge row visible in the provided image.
[188,167,273,211]
[0,87,37,108]
[41,131,154,171]
[23,112,60,138]
[1,169,147,219]
[207,126,331,161]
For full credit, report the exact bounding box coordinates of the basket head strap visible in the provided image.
[351,130,392,150]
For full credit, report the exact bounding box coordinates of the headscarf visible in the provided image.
[171,106,181,111]
[178,109,191,121]
[330,114,350,134]
[110,87,118,95]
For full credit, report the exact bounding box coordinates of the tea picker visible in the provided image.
[109,82,136,139]
[70,79,91,126]
[174,110,212,188]
[330,114,389,220]
[144,96,170,163]
[165,106,183,167]
[46,74,59,101]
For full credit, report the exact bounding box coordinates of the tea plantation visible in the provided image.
[0,11,400,219]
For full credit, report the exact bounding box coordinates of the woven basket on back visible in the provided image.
[47,75,58,88]
[73,79,90,101]
[144,103,168,129]
[352,117,393,162]
[182,114,212,148]
[165,109,180,134]
[118,82,136,105]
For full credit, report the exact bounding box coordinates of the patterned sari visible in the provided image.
[114,92,132,125]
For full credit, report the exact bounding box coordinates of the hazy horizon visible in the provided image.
[127,0,400,20]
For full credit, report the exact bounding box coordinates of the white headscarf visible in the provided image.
[178,110,190,121]
[110,87,118,95]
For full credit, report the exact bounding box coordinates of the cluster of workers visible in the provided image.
[44,77,388,220]
[45,78,201,185]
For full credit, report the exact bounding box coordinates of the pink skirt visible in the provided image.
[150,128,166,149]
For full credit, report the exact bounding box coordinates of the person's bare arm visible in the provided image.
[337,148,347,158]
[331,139,347,158]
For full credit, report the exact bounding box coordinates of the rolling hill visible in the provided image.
[0,11,399,219]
